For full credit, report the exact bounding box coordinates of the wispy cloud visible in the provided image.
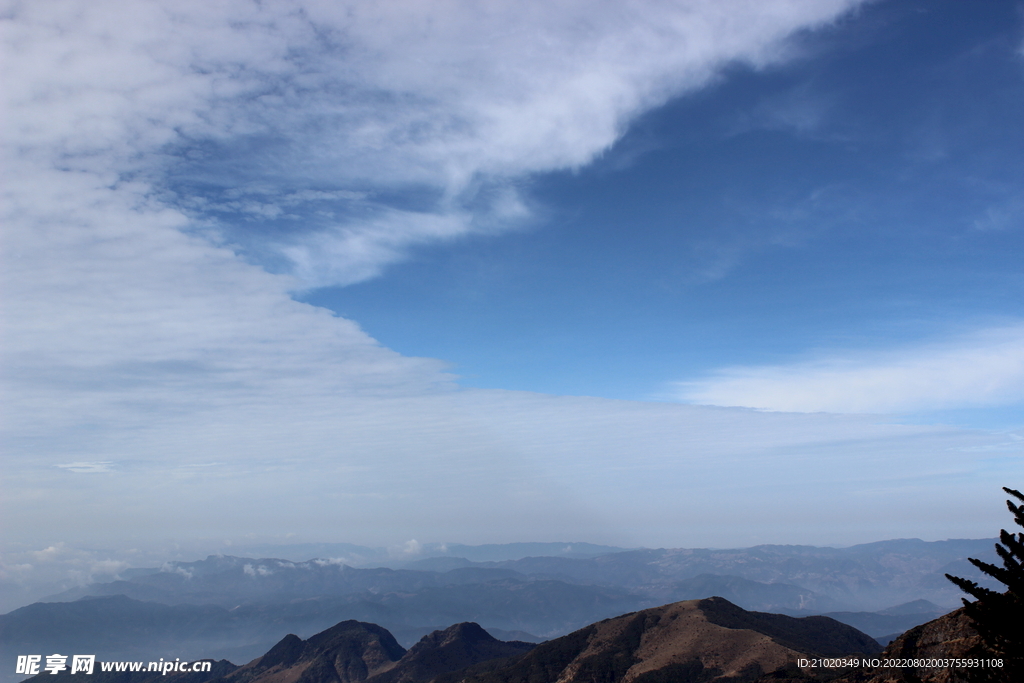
[2,0,873,487]
[56,462,115,474]
[3,0,865,288]
[973,196,1024,232]
[676,324,1024,413]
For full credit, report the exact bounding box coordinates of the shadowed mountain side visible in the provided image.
[835,608,988,683]
[366,623,534,683]
[434,597,881,683]
[215,621,406,683]
[697,597,881,657]
[478,629,542,644]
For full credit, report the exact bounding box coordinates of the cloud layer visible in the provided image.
[4,0,1022,609]
[676,325,1024,413]
[1,0,875,468]
[3,0,864,287]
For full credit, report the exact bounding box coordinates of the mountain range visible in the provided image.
[41,538,999,614]
[20,598,886,683]
[4,539,999,683]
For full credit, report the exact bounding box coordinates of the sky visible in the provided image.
[1,0,1023,606]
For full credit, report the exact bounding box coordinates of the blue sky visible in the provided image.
[301,0,1024,415]
[1,0,1023,603]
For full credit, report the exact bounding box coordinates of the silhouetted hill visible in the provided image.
[835,607,990,683]
[434,597,880,683]
[12,599,891,683]
[697,596,881,657]
[14,622,533,683]
[217,620,406,683]
[367,623,533,683]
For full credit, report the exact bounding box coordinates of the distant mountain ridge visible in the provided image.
[19,598,883,683]
[17,600,985,683]
[814,600,950,640]
[478,538,999,611]
[42,538,998,613]
[227,543,630,567]
[4,539,996,683]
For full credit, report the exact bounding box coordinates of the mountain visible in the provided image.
[16,575,640,644]
[2,585,604,681]
[217,620,406,683]
[835,607,990,683]
[14,621,532,683]
[482,539,999,611]
[42,558,516,607]
[14,599,886,683]
[38,539,998,618]
[0,595,263,663]
[434,597,881,683]
[367,623,533,683]
[7,539,1001,683]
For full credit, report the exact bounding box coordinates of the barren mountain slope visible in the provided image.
[837,608,998,683]
[215,620,405,683]
[366,622,533,683]
[440,597,880,683]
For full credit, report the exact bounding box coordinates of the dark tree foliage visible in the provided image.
[945,486,1024,683]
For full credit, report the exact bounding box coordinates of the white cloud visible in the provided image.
[676,324,1024,413]
[973,196,1024,232]
[0,542,135,612]
[7,0,1020,607]
[394,540,423,557]
[2,0,865,288]
[56,462,116,473]
[1,0,874,505]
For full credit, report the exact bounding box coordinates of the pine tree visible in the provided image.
[945,486,1024,683]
